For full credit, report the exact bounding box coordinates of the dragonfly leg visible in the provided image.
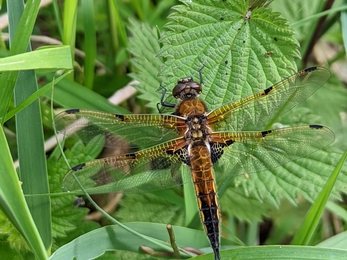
[157,83,175,113]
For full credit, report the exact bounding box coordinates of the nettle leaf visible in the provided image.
[128,19,164,109]
[49,138,103,250]
[158,0,299,110]
[221,148,347,221]
[116,193,185,227]
[126,0,346,222]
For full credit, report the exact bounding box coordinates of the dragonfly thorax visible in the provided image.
[185,114,212,143]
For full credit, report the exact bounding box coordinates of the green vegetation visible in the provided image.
[0,0,347,259]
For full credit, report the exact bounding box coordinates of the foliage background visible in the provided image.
[0,0,347,259]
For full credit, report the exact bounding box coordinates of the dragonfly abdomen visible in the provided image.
[189,144,220,260]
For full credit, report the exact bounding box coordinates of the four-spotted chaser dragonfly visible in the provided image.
[55,66,334,260]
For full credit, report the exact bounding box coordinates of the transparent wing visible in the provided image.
[54,109,185,150]
[210,125,335,185]
[62,137,187,194]
[63,125,334,194]
[207,67,330,131]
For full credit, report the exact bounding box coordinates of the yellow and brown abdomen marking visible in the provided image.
[190,144,220,259]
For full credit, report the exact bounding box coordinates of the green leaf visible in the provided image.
[0,128,46,259]
[301,53,347,151]
[49,139,103,250]
[45,76,128,114]
[208,245,347,260]
[0,46,72,71]
[0,0,41,121]
[49,223,209,259]
[125,0,347,227]
[4,71,72,122]
[6,0,50,256]
[342,0,347,60]
[269,0,325,44]
[159,0,299,110]
[116,193,185,227]
[128,19,164,109]
[81,0,96,89]
[316,230,347,250]
[127,1,347,224]
[220,147,347,221]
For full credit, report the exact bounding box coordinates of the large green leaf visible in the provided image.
[158,0,299,110]
[49,138,103,251]
[127,0,347,223]
[128,19,165,109]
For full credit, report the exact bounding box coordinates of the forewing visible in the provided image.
[54,109,184,150]
[62,137,188,194]
[211,125,335,184]
[207,67,330,131]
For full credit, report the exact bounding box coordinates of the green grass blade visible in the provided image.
[110,0,128,47]
[291,4,347,28]
[81,0,96,89]
[4,71,72,122]
[0,127,47,259]
[0,46,72,71]
[199,245,347,260]
[5,0,52,255]
[52,0,63,41]
[45,76,128,113]
[341,0,347,57]
[182,166,198,227]
[317,230,347,250]
[291,149,347,245]
[62,0,77,80]
[15,68,52,251]
[0,0,40,122]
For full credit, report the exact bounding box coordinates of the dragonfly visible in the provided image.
[55,66,334,260]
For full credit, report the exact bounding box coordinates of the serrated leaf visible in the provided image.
[126,1,347,226]
[158,0,300,111]
[220,148,347,221]
[49,138,104,248]
[116,193,185,226]
[128,19,164,108]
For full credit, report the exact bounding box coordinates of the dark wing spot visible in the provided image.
[309,124,323,129]
[71,163,86,171]
[66,108,80,114]
[125,153,136,159]
[225,139,234,146]
[261,130,272,137]
[263,86,273,95]
[304,66,317,73]
[115,114,125,121]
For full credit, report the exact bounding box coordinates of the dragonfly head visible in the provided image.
[173,77,202,100]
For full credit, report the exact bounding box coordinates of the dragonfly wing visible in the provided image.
[54,109,185,150]
[210,125,335,184]
[62,137,188,194]
[207,67,330,131]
